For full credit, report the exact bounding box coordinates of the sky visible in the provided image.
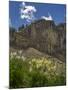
[9,1,66,29]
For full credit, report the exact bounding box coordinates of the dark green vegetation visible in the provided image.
[9,56,66,88]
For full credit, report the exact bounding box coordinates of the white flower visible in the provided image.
[21,56,26,61]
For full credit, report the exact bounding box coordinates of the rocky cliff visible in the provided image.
[10,19,66,61]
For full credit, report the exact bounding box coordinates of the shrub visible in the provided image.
[9,56,66,88]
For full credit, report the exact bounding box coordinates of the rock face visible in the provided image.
[10,19,66,61]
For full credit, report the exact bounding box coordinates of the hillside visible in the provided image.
[9,19,66,88]
[10,19,66,62]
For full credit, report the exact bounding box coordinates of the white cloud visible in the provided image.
[22,2,25,7]
[41,13,53,21]
[21,14,29,19]
[20,2,37,23]
[25,6,36,12]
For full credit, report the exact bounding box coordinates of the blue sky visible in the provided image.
[9,1,66,29]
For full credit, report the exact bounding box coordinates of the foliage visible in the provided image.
[9,56,66,88]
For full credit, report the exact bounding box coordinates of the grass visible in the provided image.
[9,56,66,88]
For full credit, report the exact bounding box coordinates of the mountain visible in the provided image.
[10,19,66,62]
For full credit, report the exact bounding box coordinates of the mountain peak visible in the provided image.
[41,13,53,21]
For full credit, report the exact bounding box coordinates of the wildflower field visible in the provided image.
[9,55,66,88]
